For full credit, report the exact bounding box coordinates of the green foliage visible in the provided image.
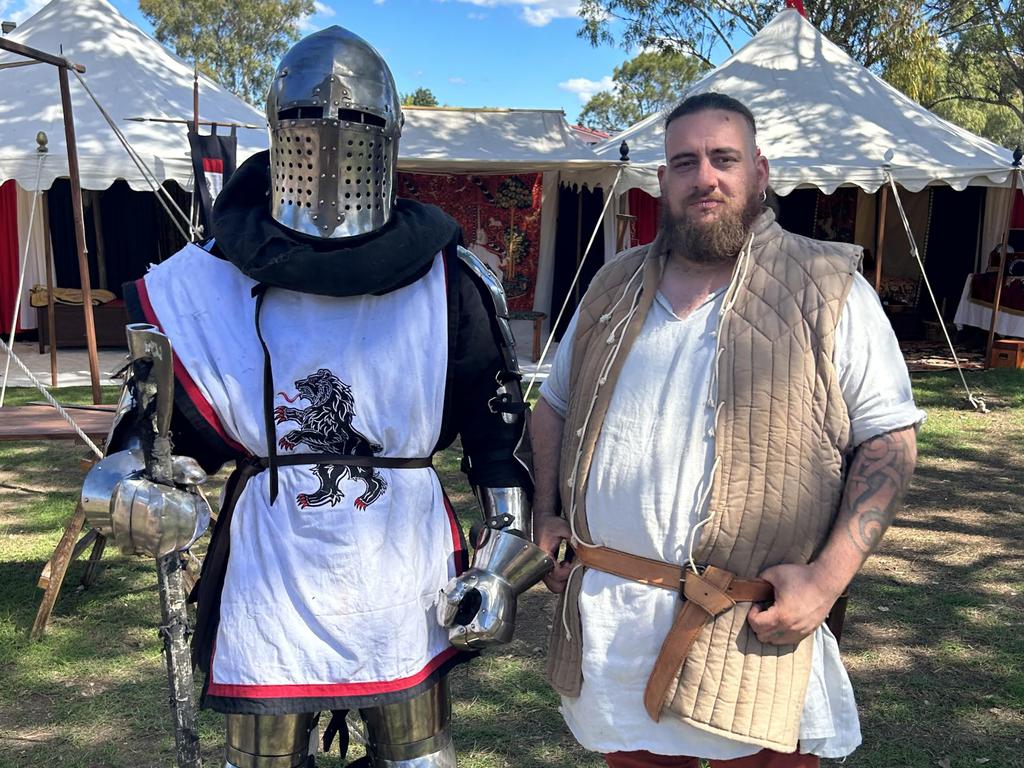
[401,87,439,107]
[139,0,314,105]
[942,1,1024,147]
[577,49,707,133]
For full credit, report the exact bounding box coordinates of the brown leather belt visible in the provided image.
[575,544,773,722]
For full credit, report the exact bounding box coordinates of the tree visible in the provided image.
[578,50,707,133]
[402,88,439,107]
[140,0,313,104]
[941,1,1024,146]
[576,0,970,91]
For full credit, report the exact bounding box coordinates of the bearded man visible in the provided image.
[531,92,923,767]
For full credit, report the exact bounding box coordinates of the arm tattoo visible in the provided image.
[839,428,917,556]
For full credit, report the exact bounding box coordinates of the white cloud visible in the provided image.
[467,11,487,19]
[373,0,386,5]
[558,74,614,102]
[0,0,47,25]
[299,0,339,32]
[447,0,579,27]
[449,76,466,85]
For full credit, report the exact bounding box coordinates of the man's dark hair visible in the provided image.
[664,92,757,138]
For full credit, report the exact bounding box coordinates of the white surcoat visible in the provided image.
[138,244,463,705]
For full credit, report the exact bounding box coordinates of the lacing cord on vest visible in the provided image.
[683,232,755,575]
[560,261,645,641]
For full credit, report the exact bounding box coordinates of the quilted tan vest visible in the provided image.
[546,210,859,752]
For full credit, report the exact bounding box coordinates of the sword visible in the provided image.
[126,323,203,768]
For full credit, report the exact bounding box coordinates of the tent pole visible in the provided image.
[90,190,108,290]
[985,156,1021,366]
[58,63,102,403]
[874,184,889,295]
[42,191,58,387]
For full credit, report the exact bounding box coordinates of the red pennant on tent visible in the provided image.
[785,0,807,17]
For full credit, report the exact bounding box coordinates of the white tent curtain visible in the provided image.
[15,182,50,332]
[981,187,1013,272]
[534,171,560,315]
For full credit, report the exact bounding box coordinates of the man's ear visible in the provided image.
[755,148,769,191]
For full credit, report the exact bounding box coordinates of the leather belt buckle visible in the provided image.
[679,563,706,599]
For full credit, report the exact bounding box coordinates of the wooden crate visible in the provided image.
[990,340,1024,369]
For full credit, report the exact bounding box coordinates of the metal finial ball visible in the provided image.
[1014,145,1023,166]
[619,140,629,162]
[36,131,48,152]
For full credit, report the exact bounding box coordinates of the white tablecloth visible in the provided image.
[953,274,1024,338]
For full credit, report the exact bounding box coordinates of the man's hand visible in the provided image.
[534,512,573,593]
[746,562,842,645]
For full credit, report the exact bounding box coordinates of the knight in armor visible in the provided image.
[80,26,552,767]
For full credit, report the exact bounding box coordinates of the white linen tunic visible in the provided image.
[138,244,462,703]
[540,272,925,759]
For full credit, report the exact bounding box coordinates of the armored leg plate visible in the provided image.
[225,712,318,768]
[361,680,456,767]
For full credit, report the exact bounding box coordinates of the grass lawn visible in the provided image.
[0,371,1021,767]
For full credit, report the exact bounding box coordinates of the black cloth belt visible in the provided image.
[249,453,433,469]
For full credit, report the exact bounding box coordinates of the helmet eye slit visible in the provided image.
[337,108,386,128]
[277,106,323,120]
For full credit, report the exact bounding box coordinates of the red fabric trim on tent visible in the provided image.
[627,188,660,247]
[0,180,21,335]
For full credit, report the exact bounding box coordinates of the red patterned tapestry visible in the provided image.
[397,172,543,311]
[0,180,20,335]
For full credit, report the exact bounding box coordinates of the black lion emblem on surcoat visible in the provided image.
[274,368,387,509]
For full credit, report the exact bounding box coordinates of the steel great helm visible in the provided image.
[267,26,402,239]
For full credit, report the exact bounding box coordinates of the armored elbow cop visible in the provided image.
[81,449,211,558]
[438,487,553,649]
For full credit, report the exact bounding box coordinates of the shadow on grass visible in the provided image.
[829,423,1024,767]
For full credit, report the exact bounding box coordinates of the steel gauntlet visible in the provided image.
[81,449,211,558]
[437,487,554,649]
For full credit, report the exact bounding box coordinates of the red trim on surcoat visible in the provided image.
[134,277,246,453]
[207,646,459,699]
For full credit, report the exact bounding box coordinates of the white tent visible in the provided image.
[401,107,616,176]
[597,9,1014,197]
[0,0,268,194]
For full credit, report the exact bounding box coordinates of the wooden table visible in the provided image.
[0,403,115,441]
[0,403,116,638]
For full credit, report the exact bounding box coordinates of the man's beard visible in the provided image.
[660,190,763,264]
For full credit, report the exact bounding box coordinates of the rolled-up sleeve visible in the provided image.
[835,273,926,447]
[537,309,580,418]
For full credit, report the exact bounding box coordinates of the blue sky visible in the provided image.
[0,0,662,122]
